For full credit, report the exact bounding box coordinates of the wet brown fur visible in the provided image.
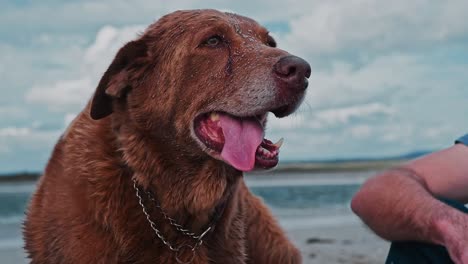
[24,9,302,264]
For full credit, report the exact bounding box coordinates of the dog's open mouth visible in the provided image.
[194,112,283,172]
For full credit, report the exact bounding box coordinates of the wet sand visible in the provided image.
[0,215,389,264]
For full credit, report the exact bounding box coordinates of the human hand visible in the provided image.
[436,215,468,264]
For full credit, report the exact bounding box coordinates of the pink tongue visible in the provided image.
[219,114,264,171]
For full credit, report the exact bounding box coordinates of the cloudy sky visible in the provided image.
[1,0,467,173]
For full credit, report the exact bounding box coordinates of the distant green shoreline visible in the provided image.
[0,159,406,183]
[274,159,404,173]
[0,172,40,183]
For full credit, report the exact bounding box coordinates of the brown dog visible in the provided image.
[24,9,310,264]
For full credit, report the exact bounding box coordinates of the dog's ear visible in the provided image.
[90,39,148,120]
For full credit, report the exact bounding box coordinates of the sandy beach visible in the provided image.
[0,215,391,263]
[248,170,390,263]
[0,217,389,264]
[0,170,390,263]
[287,216,389,264]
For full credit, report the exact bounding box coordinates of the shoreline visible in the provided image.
[0,159,404,183]
[0,168,391,263]
[0,213,389,264]
[288,216,389,264]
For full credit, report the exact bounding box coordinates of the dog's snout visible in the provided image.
[274,56,311,90]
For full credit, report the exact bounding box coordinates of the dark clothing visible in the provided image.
[385,198,468,264]
[456,134,468,146]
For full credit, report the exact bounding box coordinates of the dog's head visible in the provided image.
[90,9,310,172]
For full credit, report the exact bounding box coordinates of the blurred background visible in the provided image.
[1,1,467,263]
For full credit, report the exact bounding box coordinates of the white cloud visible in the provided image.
[423,126,452,140]
[0,106,26,118]
[309,103,394,128]
[268,114,305,130]
[278,0,468,56]
[0,126,61,154]
[349,125,372,139]
[302,53,468,110]
[4,1,468,54]
[83,25,145,78]
[22,2,468,113]
[25,78,94,111]
[269,102,394,131]
[23,11,468,163]
[25,25,144,112]
[2,1,467,171]
[0,127,31,137]
[266,50,468,160]
[0,126,61,172]
[0,126,60,140]
[64,113,78,128]
[380,125,414,143]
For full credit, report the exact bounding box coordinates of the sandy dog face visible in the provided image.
[90,10,311,172]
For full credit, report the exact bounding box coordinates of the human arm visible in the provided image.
[351,136,468,263]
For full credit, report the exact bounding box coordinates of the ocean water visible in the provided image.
[0,183,35,225]
[0,171,371,252]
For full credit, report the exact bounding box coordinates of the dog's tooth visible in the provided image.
[259,147,269,155]
[272,138,284,148]
[210,113,219,121]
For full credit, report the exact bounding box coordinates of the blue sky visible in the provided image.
[0,0,467,173]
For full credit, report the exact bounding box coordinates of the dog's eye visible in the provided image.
[204,35,223,47]
[266,35,277,48]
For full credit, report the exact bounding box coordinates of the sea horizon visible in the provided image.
[0,148,432,178]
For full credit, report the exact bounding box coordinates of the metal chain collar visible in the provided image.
[132,178,213,264]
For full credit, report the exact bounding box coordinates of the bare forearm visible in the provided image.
[351,168,467,245]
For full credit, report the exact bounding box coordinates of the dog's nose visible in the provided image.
[273,56,311,90]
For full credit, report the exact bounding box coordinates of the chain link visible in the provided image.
[146,191,212,240]
[132,178,213,262]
